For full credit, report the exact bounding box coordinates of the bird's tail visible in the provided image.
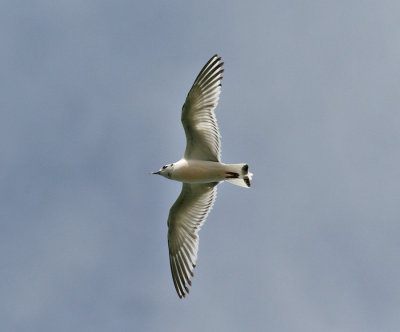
[224,164,253,188]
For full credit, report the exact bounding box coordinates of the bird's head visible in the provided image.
[152,163,174,178]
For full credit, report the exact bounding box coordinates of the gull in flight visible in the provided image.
[153,54,253,298]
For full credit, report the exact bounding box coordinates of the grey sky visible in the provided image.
[2,1,400,331]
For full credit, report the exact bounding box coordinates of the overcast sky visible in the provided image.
[2,1,400,331]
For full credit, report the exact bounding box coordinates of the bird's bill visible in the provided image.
[152,171,161,175]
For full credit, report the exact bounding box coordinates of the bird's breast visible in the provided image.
[171,160,226,183]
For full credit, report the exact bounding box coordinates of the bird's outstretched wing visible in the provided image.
[182,54,223,162]
[167,182,218,298]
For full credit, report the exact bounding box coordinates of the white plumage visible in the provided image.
[182,55,223,162]
[153,54,253,298]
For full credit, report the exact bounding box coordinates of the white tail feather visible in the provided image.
[225,164,253,188]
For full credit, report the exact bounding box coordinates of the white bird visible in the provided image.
[153,54,253,298]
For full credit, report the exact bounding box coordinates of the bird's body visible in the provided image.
[165,159,250,186]
[153,54,253,298]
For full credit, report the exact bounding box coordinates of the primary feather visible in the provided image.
[182,54,223,162]
[167,183,218,298]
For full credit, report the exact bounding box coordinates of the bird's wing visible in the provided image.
[182,54,223,162]
[167,182,218,298]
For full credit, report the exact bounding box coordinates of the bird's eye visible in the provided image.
[162,165,167,169]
